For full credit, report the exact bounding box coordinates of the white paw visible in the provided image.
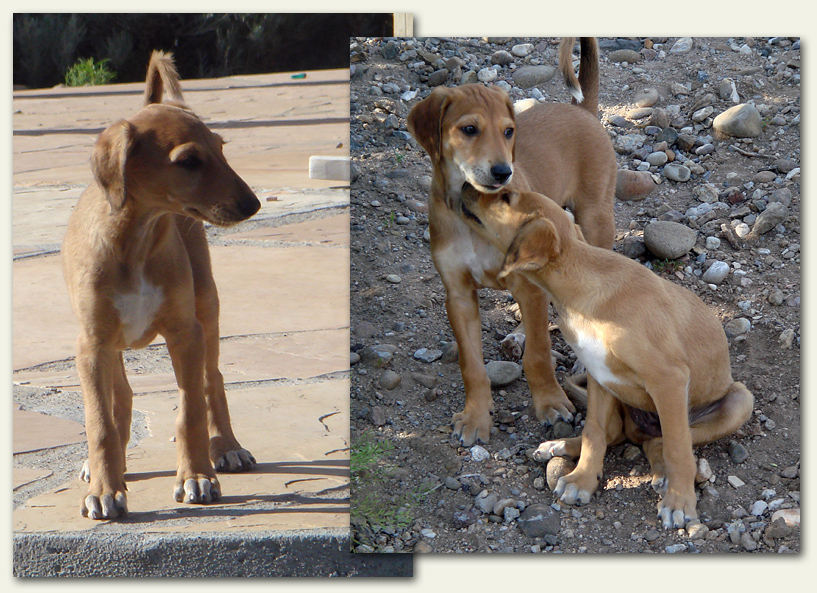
[174,477,221,504]
[659,506,689,529]
[500,333,525,361]
[532,440,568,462]
[79,460,91,482]
[554,478,593,506]
[214,448,256,472]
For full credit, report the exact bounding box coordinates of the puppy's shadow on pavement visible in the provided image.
[120,458,349,525]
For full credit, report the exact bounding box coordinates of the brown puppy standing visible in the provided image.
[62,51,260,519]
[407,38,616,446]
[459,186,754,528]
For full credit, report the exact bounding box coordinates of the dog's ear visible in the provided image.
[407,88,450,162]
[144,50,185,106]
[499,219,561,280]
[91,120,136,211]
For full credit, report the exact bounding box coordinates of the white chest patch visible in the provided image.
[114,278,164,347]
[567,327,622,388]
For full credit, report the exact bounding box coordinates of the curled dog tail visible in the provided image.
[144,50,185,106]
[558,37,600,117]
[688,381,755,446]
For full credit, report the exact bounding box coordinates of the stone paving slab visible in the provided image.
[11,69,411,577]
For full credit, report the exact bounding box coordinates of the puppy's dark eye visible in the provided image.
[504,127,514,139]
[501,192,511,204]
[461,125,478,136]
[176,154,202,170]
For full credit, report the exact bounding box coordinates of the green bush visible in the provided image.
[64,57,116,87]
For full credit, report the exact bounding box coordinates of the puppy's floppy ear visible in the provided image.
[91,120,137,211]
[407,87,450,163]
[499,219,561,280]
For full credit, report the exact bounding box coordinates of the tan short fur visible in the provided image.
[407,38,617,446]
[460,186,754,528]
[62,51,260,519]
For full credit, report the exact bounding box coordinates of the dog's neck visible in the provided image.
[105,200,174,267]
[533,241,618,315]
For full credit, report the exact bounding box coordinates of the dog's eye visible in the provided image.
[501,192,511,204]
[176,154,202,171]
[504,127,514,139]
[461,125,478,136]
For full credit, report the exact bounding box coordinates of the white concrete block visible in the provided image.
[308,156,350,181]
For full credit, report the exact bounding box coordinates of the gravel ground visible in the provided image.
[349,37,800,554]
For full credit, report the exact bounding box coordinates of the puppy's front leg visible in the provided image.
[443,278,494,446]
[554,376,617,505]
[165,320,221,504]
[76,335,128,519]
[507,276,575,425]
[649,375,698,529]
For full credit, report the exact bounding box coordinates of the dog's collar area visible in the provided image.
[458,183,484,227]
[459,202,484,228]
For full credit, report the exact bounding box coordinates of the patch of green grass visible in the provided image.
[653,258,683,275]
[351,431,394,477]
[65,57,116,87]
[351,432,434,545]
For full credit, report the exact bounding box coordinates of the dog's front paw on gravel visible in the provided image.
[451,410,492,446]
[657,490,698,529]
[533,397,575,426]
[554,472,598,506]
[173,474,221,504]
[211,438,256,472]
[499,333,525,361]
[532,439,570,463]
[82,489,128,520]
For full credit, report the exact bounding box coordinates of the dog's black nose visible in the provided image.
[491,163,512,183]
[238,194,261,218]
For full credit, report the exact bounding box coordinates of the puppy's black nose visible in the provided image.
[491,163,512,183]
[238,194,261,218]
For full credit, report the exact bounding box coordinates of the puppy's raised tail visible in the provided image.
[144,50,185,106]
[558,37,600,117]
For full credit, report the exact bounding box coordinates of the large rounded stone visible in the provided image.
[643,221,697,259]
[485,360,522,387]
[546,456,576,490]
[616,169,656,201]
[518,503,561,538]
[512,65,555,88]
[713,103,763,138]
[702,260,730,285]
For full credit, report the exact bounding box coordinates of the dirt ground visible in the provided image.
[349,37,800,554]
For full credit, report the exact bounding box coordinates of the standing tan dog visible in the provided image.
[407,38,617,446]
[459,186,754,528]
[62,51,260,519]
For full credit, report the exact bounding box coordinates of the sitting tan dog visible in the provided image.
[459,185,754,529]
[407,38,617,446]
[62,51,259,519]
